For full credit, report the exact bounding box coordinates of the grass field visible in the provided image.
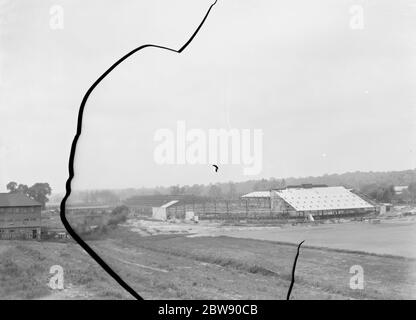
[211,218,416,258]
[91,227,415,299]
[1,219,415,299]
[0,241,131,299]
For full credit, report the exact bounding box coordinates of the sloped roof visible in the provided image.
[241,191,270,198]
[160,200,179,208]
[0,193,41,207]
[394,186,408,193]
[273,186,374,211]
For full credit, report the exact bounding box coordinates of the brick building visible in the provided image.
[0,193,42,240]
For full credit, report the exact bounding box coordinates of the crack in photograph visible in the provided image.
[0,0,416,306]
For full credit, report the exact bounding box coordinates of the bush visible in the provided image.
[108,205,129,226]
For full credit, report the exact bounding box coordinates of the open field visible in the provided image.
[125,216,416,258]
[91,226,416,299]
[1,216,416,299]
[0,241,131,300]
[212,219,416,259]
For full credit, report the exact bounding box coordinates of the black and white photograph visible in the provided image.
[0,0,416,305]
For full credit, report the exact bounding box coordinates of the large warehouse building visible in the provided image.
[270,185,376,217]
[241,184,376,217]
[151,185,376,221]
[0,193,42,240]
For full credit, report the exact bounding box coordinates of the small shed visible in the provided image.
[152,200,179,221]
[185,211,195,221]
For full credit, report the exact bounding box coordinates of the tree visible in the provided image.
[170,185,181,195]
[6,181,17,193]
[187,184,203,196]
[226,182,237,199]
[27,183,52,209]
[253,179,269,191]
[6,181,52,209]
[383,185,395,203]
[269,178,286,189]
[17,184,29,194]
[170,185,186,195]
[408,182,416,203]
[96,190,119,203]
[208,184,223,199]
[398,189,411,204]
[360,183,395,203]
[109,205,129,225]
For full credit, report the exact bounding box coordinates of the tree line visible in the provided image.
[48,168,416,205]
[6,181,52,209]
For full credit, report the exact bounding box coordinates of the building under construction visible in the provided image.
[269,184,375,217]
[148,184,376,220]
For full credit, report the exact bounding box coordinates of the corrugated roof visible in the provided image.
[241,191,270,198]
[0,193,42,207]
[274,186,374,211]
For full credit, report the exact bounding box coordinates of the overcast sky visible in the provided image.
[1,0,415,193]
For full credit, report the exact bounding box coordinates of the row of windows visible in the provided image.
[0,207,38,213]
[0,228,38,232]
[0,218,39,224]
[0,229,39,239]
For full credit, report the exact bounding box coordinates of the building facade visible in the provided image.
[0,193,42,240]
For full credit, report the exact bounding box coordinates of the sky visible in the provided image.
[1,0,416,193]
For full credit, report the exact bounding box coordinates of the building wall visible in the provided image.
[0,227,42,240]
[0,206,41,240]
[289,207,376,218]
[152,207,167,221]
[166,198,273,220]
[270,193,295,214]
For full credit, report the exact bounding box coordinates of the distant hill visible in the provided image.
[50,169,416,205]
[283,169,416,189]
[212,169,416,198]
